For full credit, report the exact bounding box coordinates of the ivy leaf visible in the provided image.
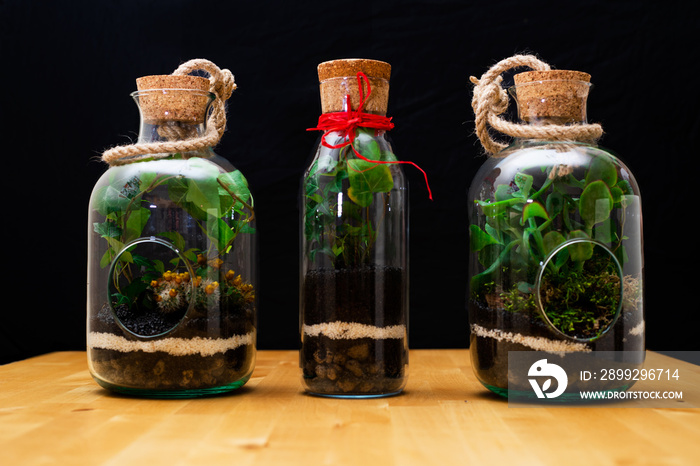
[347,159,393,207]
[94,221,121,239]
[92,185,130,216]
[353,129,382,160]
[124,206,151,242]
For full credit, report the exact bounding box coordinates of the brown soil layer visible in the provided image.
[301,266,407,396]
[301,336,406,396]
[90,346,253,391]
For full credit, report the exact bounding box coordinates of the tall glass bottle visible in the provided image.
[468,69,644,398]
[300,59,409,398]
[87,73,256,397]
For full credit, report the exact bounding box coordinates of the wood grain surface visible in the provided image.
[1,350,698,465]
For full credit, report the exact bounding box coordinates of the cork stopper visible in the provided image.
[512,70,592,124]
[318,59,391,114]
[134,75,212,124]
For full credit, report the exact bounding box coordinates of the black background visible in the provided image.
[1,0,697,364]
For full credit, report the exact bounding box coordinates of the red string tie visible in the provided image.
[307,72,432,200]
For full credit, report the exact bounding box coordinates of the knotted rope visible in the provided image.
[470,54,603,155]
[102,59,236,166]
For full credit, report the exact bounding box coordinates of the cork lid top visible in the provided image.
[512,70,592,124]
[318,59,391,81]
[136,75,211,92]
[134,75,213,123]
[513,69,591,86]
[317,59,392,114]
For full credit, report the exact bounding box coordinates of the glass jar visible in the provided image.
[87,73,256,397]
[300,59,409,397]
[468,69,644,398]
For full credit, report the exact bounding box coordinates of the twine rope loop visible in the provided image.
[102,59,236,166]
[470,54,603,156]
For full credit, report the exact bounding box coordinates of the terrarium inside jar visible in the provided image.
[468,62,645,398]
[300,59,409,398]
[87,64,257,398]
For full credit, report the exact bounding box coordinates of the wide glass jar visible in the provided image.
[468,68,644,398]
[300,59,409,398]
[87,72,256,397]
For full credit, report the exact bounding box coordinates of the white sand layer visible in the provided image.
[303,321,406,340]
[88,331,254,357]
[628,320,645,336]
[470,324,591,353]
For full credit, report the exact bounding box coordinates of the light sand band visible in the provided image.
[470,324,591,353]
[88,331,254,357]
[303,321,406,340]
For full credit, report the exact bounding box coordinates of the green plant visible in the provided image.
[92,157,255,310]
[304,128,396,268]
[469,152,636,339]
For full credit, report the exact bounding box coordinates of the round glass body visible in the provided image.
[87,89,257,398]
[468,138,645,398]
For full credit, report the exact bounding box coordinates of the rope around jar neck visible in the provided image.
[101,59,236,166]
[470,54,604,156]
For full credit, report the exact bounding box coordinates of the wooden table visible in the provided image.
[1,350,698,465]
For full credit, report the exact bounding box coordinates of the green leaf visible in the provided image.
[567,230,593,261]
[585,155,617,187]
[469,224,502,252]
[124,207,151,242]
[513,173,533,199]
[347,159,393,207]
[186,176,220,215]
[543,231,566,255]
[352,129,382,160]
[546,192,564,217]
[522,201,550,225]
[218,170,252,205]
[494,184,513,202]
[158,231,187,252]
[94,221,121,239]
[92,185,131,216]
[213,217,236,252]
[579,180,613,228]
[476,196,524,217]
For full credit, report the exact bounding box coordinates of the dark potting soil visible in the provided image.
[301,336,407,395]
[301,266,407,396]
[302,265,405,326]
[90,346,254,391]
[91,302,253,340]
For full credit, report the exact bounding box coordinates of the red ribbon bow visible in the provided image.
[307,72,432,200]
